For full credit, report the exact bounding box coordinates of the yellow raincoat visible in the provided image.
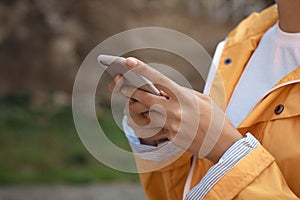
[136,5,300,199]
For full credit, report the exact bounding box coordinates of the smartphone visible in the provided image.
[97,55,161,96]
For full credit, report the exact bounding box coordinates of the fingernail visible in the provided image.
[127,57,138,67]
[160,90,170,100]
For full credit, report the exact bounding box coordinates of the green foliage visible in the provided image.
[0,93,139,185]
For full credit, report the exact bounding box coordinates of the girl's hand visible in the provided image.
[109,73,169,146]
[119,57,242,163]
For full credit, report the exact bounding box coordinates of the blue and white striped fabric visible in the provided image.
[123,115,259,199]
[184,133,259,200]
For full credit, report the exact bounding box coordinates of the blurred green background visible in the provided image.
[0,92,137,185]
[0,0,274,199]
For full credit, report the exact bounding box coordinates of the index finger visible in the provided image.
[126,57,180,97]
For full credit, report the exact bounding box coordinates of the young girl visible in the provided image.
[111,1,300,199]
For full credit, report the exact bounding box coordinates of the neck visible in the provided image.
[277,1,300,33]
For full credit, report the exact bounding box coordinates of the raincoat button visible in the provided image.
[274,104,284,115]
[224,58,232,65]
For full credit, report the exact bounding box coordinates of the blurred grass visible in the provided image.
[0,92,139,185]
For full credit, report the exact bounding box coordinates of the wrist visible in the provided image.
[205,124,242,164]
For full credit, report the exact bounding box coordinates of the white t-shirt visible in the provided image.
[225,23,300,127]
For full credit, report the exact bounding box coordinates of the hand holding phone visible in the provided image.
[97,55,161,96]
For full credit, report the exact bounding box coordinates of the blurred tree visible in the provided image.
[0,0,273,96]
